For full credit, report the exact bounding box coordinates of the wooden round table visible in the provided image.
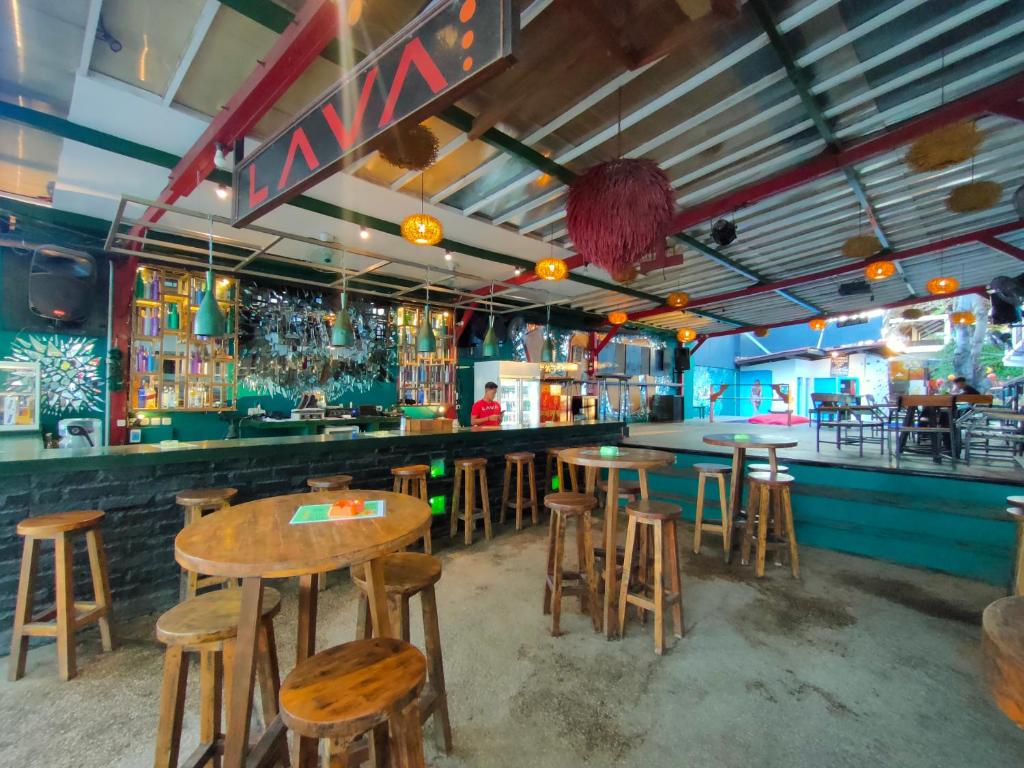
[702,433,798,523]
[982,595,1024,728]
[176,490,431,768]
[558,447,675,638]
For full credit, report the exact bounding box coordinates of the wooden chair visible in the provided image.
[176,487,238,599]
[450,457,492,545]
[741,472,799,578]
[307,474,354,491]
[617,500,685,655]
[392,465,432,554]
[352,553,452,755]
[542,493,599,636]
[279,638,428,768]
[891,395,956,467]
[500,452,539,530]
[8,510,115,681]
[692,463,732,559]
[153,588,284,768]
[1007,496,1024,596]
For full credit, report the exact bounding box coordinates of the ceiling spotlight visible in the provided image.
[212,143,231,171]
[513,267,522,276]
[444,249,452,261]
[215,184,230,200]
[359,226,370,240]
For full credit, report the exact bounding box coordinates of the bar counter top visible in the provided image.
[0,420,624,475]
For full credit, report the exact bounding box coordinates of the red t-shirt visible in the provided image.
[471,398,502,425]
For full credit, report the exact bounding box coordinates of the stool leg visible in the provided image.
[741,484,756,567]
[755,487,771,578]
[783,485,800,578]
[478,468,493,541]
[356,593,373,640]
[85,528,115,652]
[617,516,639,639]
[421,584,453,754]
[556,457,565,492]
[653,522,666,655]
[8,537,39,681]
[528,462,539,525]
[199,649,223,766]
[54,532,77,681]
[718,474,731,562]
[390,699,427,768]
[393,476,402,494]
[154,645,189,768]
[450,467,462,540]
[550,511,565,636]
[515,462,525,531]
[693,474,707,554]
[582,510,600,633]
[665,521,684,640]
[499,461,512,525]
[396,596,411,643]
[771,488,784,568]
[256,619,281,726]
[543,512,556,616]
[636,524,650,625]
[464,466,475,546]
[574,513,588,614]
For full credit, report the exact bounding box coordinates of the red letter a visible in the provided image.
[277,127,320,190]
[378,38,447,128]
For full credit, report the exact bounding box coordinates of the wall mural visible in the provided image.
[238,283,395,402]
[7,335,104,414]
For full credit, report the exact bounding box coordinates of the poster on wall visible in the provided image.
[830,353,850,377]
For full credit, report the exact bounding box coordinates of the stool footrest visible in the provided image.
[180,740,220,768]
[624,590,682,612]
[23,601,109,636]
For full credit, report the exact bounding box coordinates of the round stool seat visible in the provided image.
[598,479,641,495]
[749,463,789,473]
[175,488,237,507]
[351,553,442,596]
[280,638,426,740]
[544,492,597,513]
[748,471,794,486]
[1007,507,1024,520]
[156,587,282,646]
[391,464,429,478]
[693,463,732,475]
[625,500,681,521]
[307,474,353,491]
[1007,496,1024,510]
[16,510,104,537]
[506,452,535,462]
[454,457,486,469]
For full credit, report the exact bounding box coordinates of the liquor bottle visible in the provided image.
[166,302,179,331]
[149,308,159,336]
[149,273,159,300]
[137,381,147,409]
[135,270,146,299]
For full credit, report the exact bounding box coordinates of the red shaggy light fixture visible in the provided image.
[566,158,675,280]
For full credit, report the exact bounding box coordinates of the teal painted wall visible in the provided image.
[619,451,1017,587]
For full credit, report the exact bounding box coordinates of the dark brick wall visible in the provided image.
[0,423,623,652]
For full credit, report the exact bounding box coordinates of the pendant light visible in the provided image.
[482,282,500,357]
[540,300,555,362]
[331,249,354,347]
[416,267,437,355]
[402,177,443,246]
[194,216,227,337]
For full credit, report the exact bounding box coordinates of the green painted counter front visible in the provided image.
[0,421,625,652]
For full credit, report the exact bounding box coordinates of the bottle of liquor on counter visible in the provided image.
[148,307,160,336]
[135,270,146,299]
[166,302,179,330]
[149,273,159,300]
[137,381,147,409]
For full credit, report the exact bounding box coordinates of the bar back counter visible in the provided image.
[0,420,624,649]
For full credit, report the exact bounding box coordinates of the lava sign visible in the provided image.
[232,0,516,225]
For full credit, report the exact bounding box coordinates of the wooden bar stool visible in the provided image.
[450,457,492,545]
[543,493,599,636]
[176,488,238,600]
[392,465,432,554]
[500,452,539,530]
[693,463,733,559]
[352,553,452,754]
[153,588,284,768]
[741,472,799,578]
[9,510,115,682]
[307,474,353,491]
[279,638,428,768]
[618,500,685,655]
[1006,496,1024,595]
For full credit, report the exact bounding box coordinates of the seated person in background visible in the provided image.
[471,381,503,427]
[951,376,981,396]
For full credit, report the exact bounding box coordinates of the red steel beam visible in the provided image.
[667,71,1024,233]
[980,236,1024,262]
[132,0,340,233]
[594,324,621,354]
[993,101,1024,122]
[703,284,987,339]
[630,220,1024,321]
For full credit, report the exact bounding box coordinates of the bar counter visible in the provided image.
[0,420,625,648]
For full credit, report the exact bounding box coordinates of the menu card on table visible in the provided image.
[290,499,386,525]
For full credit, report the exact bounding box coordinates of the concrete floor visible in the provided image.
[2,523,1023,768]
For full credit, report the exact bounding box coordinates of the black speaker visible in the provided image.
[674,346,691,375]
[29,245,96,323]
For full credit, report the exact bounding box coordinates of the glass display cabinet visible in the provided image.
[0,361,41,431]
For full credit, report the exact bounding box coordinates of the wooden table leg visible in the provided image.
[728,447,746,520]
[294,573,320,768]
[222,577,263,768]
[603,468,620,639]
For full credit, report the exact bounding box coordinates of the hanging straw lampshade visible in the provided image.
[947,180,1002,213]
[608,310,628,325]
[666,291,689,309]
[401,213,443,246]
[535,257,568,281]
[951,310,976,326]
[194,217,226,337]
[677,328,697,343]
[378,124,439,171]
[926,276,960,295]
[754,328,769,338]
[901,308,924,320]
[809,317,828,332]
[842,235,882,260]
[864,259,897,281]
[905,121,982,173]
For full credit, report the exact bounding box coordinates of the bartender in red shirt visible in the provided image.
[470,381,503,427]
